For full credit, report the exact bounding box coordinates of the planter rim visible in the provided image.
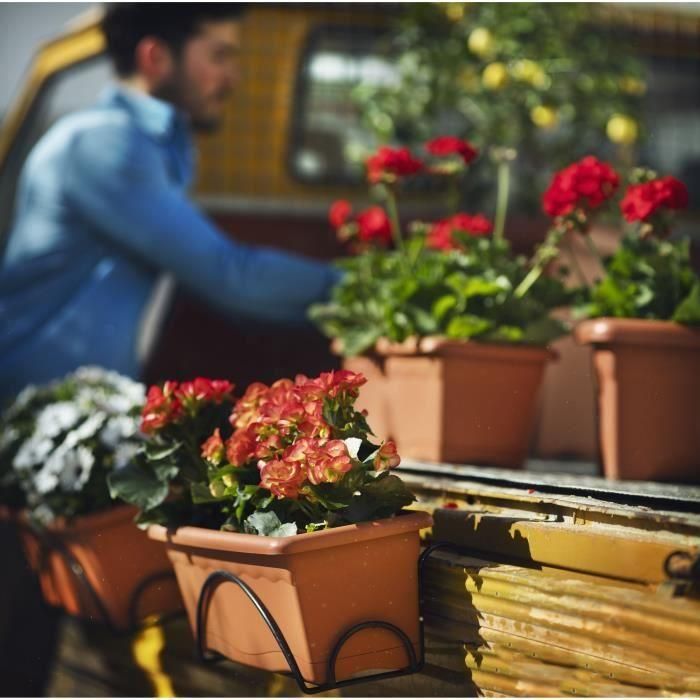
[147,509,432,556]
[17,504,138,534]
[575,318,700,349]
[374,335,556,362]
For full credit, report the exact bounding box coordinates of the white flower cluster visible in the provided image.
[1,366,146,523]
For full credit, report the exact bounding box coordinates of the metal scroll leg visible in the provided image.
[195,540,462,695]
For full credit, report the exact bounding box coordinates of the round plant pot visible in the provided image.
[19,505,182,629]
[148,510,432,685]
[575,318,700,482]
[345,337,553,467]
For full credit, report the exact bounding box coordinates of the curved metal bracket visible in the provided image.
[195,540,460,694]
[20,522,179,635]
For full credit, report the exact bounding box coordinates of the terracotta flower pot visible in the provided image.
[575,318,700,482]
[19,505,181,629]
[148,510,432,685]
[340,352,391,441]
[344,337,553,467]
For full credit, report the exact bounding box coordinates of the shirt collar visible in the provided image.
[99,84,187,141]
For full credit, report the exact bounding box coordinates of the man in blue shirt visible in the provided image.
[0,4,339,402]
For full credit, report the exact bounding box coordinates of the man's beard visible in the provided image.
[152,70,222,133]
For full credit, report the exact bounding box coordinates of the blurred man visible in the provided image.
[0,3,339,401]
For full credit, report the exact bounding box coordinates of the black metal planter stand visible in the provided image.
[20,522,181,635]
[195,542,458,695]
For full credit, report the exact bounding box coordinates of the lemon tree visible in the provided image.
[354,3,645,213]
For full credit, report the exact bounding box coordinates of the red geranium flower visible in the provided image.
[620,176,689,222]
[426,213,493,251]
[425,136,478,165]
[356,206,393,245]
[542,156,620,218]
[366,146,423,184]
[329,200,352,229]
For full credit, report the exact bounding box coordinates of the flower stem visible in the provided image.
[582,232,606,280]
[493,157,510,244]
[447,175,460,214]
[563,235,589,288]
[514,226,565,298]
[384,185,410,271]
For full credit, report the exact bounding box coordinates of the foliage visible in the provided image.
[311,235,571,357]
[354,3,645,210]
[582,236,700,323]
[572,168,699,323]
[109,371,415,534]
[310,138,572,357]
[0,367,145,524]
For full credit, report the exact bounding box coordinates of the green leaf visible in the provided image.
[269,522,298,537]
[446,315,493,339]
[342,473,416,523]
[432,294,458,320]
[521,317,568,344]
[243,511,298,537]
[341,328,382,357]
[673,281,700,325]
[145,441,182,461]
[107,463,170,511]
[408,305,439,334]
[153,462,179,482]
[483,325,525,343]
[191,481,223,503]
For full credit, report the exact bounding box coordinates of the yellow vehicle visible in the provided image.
[1,5,699,697]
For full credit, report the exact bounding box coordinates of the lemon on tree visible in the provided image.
[468,27,495,58]
[530,105,559,129]
[482,62,508,91]
[606,114,638,145]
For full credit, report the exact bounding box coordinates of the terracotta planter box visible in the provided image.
[19,505,181,629]
[576,318,700,482]
[344,337,553,467]
[148,510,432,685]
[341,352,391,441]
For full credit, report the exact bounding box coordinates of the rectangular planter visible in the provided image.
[19,505,181,629]
[341,353,391,441]
[148,510,432,685]
[576,318,700,481]
[346,338,553,467]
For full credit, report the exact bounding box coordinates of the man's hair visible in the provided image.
[102,3,246,77]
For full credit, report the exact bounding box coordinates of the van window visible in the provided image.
[288,26,396,185]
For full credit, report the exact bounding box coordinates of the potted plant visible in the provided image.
[109,370,432,685]
[310,138,573,467]
[567,167,700,481]
[0,367,181,629]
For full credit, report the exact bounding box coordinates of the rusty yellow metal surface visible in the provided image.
[403,467,700,697]
[424,554,700,695]
[0,13,104,166]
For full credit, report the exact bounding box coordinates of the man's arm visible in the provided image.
[65,122,338,325]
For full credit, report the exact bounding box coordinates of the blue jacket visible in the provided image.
[0,85,338,400]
